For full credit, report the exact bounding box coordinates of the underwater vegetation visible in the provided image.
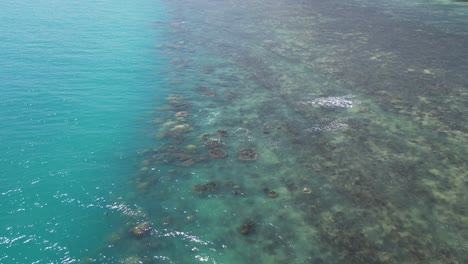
[90,0,468,262]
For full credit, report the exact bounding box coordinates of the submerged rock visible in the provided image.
[240,220,256,235]
[269,190,279,198]
[170,123,191,133]
[176,152,195,167]
[162,120,178,127]
[130,222,152,238]
[237,148,258,161]
[217,129,228,137]
[263,188,279,198]
[193,182,218,194]
[208,148,227,158]
[268,190,278,198]
[205,138,225,149]
[185,144,197,151]
[175,111,189,118]
[198,132,210,141]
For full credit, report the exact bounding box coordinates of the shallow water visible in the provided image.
[0,1,171,262]
[1,0,468,263]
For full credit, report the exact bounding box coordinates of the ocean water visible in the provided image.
[1,0,468,263]
[0,1,171,263]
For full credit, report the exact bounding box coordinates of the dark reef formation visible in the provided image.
[237,148,258,161]
[208,148,227,158]
[240,220,256,235]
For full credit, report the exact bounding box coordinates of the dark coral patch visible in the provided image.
[240,220,256,235]
[193,182,218,194]
[217,130,228,137]
[208,148,227,158]
[237,148,258,161]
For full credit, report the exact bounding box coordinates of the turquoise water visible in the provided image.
[0,1,170,262]
[1,0,468,263]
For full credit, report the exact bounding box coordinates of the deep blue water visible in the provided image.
[1,0,468,263]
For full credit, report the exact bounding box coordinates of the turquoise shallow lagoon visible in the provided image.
[1,0,468,263]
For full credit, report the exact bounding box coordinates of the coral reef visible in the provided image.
[204,138,225,149]
[104,0,468,262]
[240,220,256,235]
[263,188,278,198]
[193,182,218,194]
[175,111,189,118]
[170,124,191,133]
[237,148,258,161]
[129,222,152,238]
[217,129,228,137]
[208,148,227,158]
[268,190,278,198]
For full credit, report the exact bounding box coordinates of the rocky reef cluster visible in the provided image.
[93,0,468,262]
